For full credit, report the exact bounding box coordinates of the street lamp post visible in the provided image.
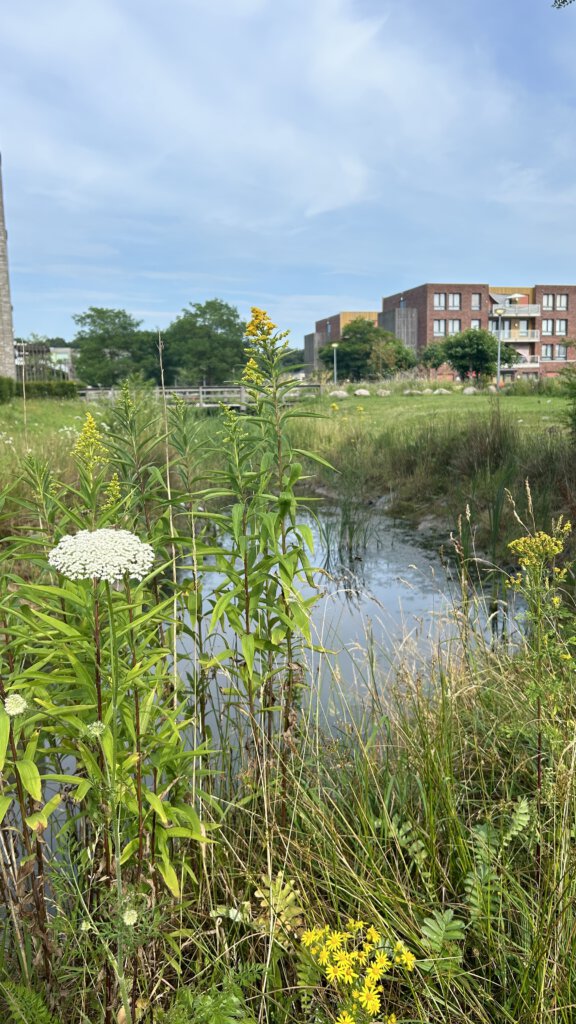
[331,342,339,385]
[493,306,506,389]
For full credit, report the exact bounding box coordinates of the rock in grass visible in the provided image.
[354,388,370,397]
[329,390,348,399]
[462,386,478,395]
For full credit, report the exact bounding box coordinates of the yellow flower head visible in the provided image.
[508,529,567,570]
[335,1013,356,1024]
[325,930,348,952]
[101,471,121,510]
[301,928,322,948]
[73,412,107,471]
[242,356,265,386]
[245,307,277,339]
[365,926,380,945]
[357,984,381,1016]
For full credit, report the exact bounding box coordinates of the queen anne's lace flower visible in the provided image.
[123,908,138,926]
[4,694,28,716]
[48,529,154,583]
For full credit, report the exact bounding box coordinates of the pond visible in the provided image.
[179,504,515,728]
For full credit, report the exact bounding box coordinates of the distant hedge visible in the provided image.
[0,378,79,403]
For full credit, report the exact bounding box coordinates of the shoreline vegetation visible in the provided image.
[1,324,576,1022]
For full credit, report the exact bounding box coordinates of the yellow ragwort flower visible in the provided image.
[357,983,381,1016]
[365,926,380,945]
[335,1013,356,1024]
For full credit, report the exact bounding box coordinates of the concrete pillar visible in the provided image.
[0,155,16,379]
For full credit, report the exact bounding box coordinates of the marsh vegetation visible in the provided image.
[1,319,576,1023]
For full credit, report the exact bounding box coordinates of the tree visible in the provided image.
[318,318,409,381]
[442,328,500,381]
[164,299,246,386]
[553,1,574,8]
[71,308,145,386]
[420,342,447,371]
[368,336,416,377]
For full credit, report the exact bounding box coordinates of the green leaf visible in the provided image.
[25,793,61,832]
[144,788,169,824]
[16,760,42,801]
[157,855,180,897]
[0,795,12,824]
[0,709,10,772]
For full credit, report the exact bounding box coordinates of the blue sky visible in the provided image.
[1,0,576,345]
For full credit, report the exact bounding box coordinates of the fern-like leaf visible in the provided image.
[0,983,62,1024]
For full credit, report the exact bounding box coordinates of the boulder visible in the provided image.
[376,389,391,397]
[433,388,451,394]
[462,386,478,395]
[354,388,370,397]
[329,390,348,399]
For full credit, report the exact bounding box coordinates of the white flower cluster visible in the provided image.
[48,529,154,583]
[4,693,27,716]
[123,908,138,926]
[86,721,106,738]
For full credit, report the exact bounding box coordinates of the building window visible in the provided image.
[433,293,446,310]
[557,294,568,310]
[448,293,461,310]
[433,319,446,336]
[543,294,554,310]
[542,319,554,336]
[448,319,461,335]
[541,344,553,360]
[471,293,481,310]
[326,321,332,337]
[556,344,568,360]
[517,319,529,337]
[471,319,481,330]
[557,319,568,336]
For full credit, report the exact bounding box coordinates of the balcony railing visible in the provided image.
[492,303,541,317]
[499,330,540,342]
[502,356,540,368]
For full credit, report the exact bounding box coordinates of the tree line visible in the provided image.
[19,303,520,387]
[318,318,515,381]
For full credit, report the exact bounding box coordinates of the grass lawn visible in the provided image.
[297,388,570,432]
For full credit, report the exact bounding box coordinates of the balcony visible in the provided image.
[492,303,541,317]
[500,330,540,342]
[502,356,540,370]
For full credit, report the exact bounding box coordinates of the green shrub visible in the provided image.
[0,375,15,403]
[14,379,78,398]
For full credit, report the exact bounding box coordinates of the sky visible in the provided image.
[1,0,576,345]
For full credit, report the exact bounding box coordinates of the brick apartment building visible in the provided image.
[304,310,378,371]
[380,283,576,378]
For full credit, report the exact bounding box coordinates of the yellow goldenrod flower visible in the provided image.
[245,307,277,338]
[101,471,121,510]
[73,412,107,471]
